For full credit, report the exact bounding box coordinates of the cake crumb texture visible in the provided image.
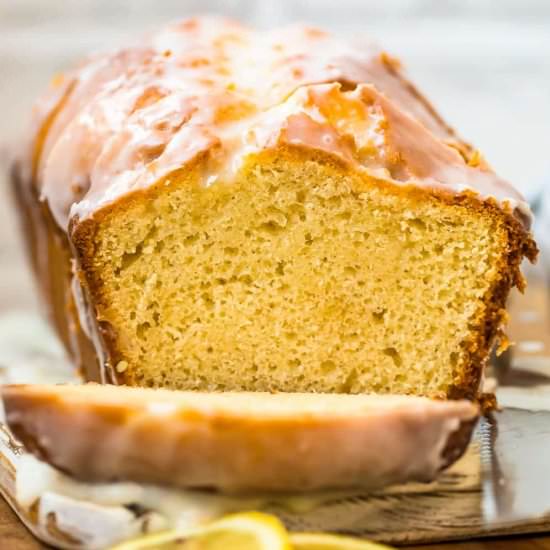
[75,150,523,398]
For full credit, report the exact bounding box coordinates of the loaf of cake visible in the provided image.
[2,384,478,493]
[12,16,537,398]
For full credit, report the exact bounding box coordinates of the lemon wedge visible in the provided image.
[290,532,393,550]
[108,512,394,550]
[109,511,292,550]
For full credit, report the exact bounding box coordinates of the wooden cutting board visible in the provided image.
[0,274,549,548]
[1,495,550,550]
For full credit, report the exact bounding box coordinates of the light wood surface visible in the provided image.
[2,507,535,550]
[0,496,42,549]
[2,493,550,550]
[1,488,550,549]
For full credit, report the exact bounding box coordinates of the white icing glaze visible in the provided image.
[21,16,531,231]
[38,492,166,550]
[70,273,92,340]
[17,454,261,525]
[16,452,356,547]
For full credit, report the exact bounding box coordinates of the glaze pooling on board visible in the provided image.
[20,16,531,230]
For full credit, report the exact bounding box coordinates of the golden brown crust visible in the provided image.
[446,197,537,401]
[2,384,479,493]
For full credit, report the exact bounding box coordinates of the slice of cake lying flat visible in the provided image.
[2,384,478,493]
[12,17,536,398]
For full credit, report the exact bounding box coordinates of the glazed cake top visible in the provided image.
[3,384,479,493]
[22,16,531,229]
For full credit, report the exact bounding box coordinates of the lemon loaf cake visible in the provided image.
[2,384,478,492]
[12,17,536,398]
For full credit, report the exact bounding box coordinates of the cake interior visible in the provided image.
[76,150,509,397]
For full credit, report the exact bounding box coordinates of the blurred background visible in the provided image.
[0,0,549,312]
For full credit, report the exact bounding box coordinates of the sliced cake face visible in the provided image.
[1,384,479,492]
[74,147,525,399]
[14,17,536,395]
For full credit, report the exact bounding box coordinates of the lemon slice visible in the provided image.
[290,533,393,550]
[109,511,292,550]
